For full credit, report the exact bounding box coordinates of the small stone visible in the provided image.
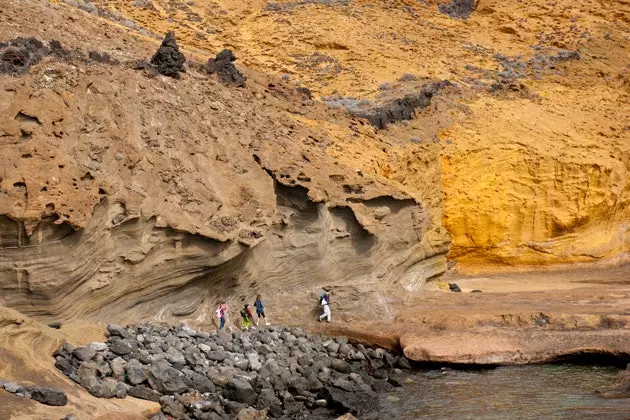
[334,336,349,345]
[395,356,412,370]
[207,350,227,362]
[127,385,161,402]
[236,407,267,420]
[107,324,133,339]
[115,382,129,398]
[3,382,21,393]
[338,343,352,355]
[248,353,261,371]
[327,342,340,354]
[48,321,62,329]
[87,342,109,352]
[64,415,78,420]
[234,359,249,371]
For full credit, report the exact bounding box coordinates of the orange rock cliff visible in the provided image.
[0,0,629,324]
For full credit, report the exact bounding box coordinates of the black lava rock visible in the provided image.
[150,32,186,78]
[205,49,246,87]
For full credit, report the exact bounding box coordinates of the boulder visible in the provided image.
[288,377,310,395]
[72,346,96,362]
[148,366,187,394]
[150,32,186,79]
[248,353,262,371]
[187,371,215,393]
[23,386,68,406]
[223,378,257,406]
[126,359,149,385]
[127,385,162,402]
[109,338,137,356]
[110,357,126,379]
[256,388,281,411]
[330,359,351,374]
[160,395,189,419]
[107,324,133,339]
[55,357,76,377]
[3,382,21,393]
[395,356,412,370]
[89,378,118,398]
[207,350,227,362]
[327,342,340,354]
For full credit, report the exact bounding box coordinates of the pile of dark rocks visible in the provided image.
[150,31,186,78]
[54,324,410,419]
[205,49,247,87]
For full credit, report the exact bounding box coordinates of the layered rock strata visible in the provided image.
[0,0,449,322]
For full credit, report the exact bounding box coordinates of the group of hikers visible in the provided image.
[215,294,268,331]
[215,290,332,330]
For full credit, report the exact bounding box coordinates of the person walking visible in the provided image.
[318,291,331,322]
[216,302,227,330]
[240,303,254,330]
[254,294,269,326]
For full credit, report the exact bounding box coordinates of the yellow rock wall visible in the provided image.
[14,0,630,272]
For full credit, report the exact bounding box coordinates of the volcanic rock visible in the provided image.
[150,31,186,78]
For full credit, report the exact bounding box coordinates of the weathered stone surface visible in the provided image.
[72,347,96,362]
[128,385,162,402]
[148,366,187,394]
[223,378,257,406]
[108,325,133,339]
[330,359,351,374]
[24,386,68,406]
[126,359,149,385]
[150,32,186,78]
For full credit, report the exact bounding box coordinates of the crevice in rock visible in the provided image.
[548,351,630,368]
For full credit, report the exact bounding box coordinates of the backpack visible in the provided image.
[240,309,247,319]
[216,307,222,319]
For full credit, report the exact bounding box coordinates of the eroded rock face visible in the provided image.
[0,38,448,322]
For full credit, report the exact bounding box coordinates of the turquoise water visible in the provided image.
[382,365,630,419]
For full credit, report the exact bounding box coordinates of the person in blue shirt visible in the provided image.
[255,294,269,326]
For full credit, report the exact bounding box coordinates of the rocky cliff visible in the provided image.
[67,0,629,271]
[0,0,449,323]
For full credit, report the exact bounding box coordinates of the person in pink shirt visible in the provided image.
[216,302,227,330]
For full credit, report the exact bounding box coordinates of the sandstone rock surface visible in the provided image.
[0,0,448,324]
[70,0,630,270]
